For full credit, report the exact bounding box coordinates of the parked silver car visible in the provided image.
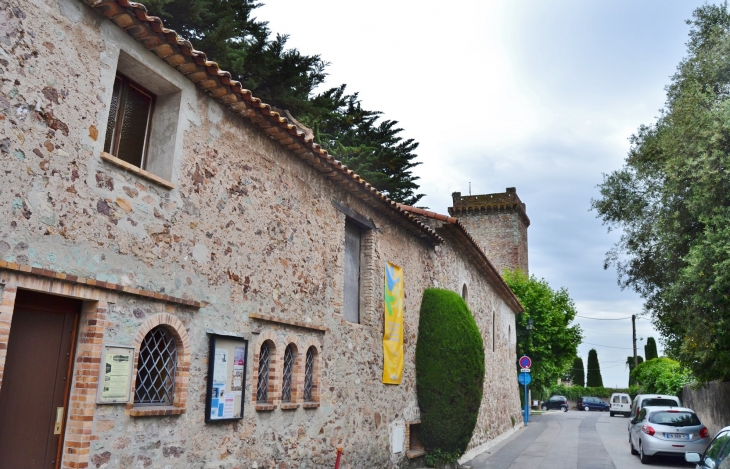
[685,425,730,468]
[629,407,710,464]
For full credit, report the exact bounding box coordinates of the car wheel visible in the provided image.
[541,404,548,411]
[610,411,615,417]
[561,405,568,412]
[630,435,638,455]
[639,441,650,464]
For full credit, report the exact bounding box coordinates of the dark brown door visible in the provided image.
[0,290,80,468]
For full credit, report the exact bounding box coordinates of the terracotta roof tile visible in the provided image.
[396,204,523,313]
[83,0,442,245]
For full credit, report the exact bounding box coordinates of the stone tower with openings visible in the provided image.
[449,187,529,275]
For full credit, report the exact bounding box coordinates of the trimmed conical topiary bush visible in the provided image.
[586,349,604,387]
[415,288,485,456]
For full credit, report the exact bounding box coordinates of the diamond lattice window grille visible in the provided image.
[134,326,177,405]
[303,347,314,402]
[257,342,271,403]
[281,344,295,403]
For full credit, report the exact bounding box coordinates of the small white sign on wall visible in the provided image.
[391,422,406,454]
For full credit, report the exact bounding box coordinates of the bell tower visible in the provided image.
[448,187,529,275]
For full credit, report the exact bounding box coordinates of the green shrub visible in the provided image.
[416,288,485,456]
[630,357,692,396]
[546,384,632,401]
[586,349,604,387]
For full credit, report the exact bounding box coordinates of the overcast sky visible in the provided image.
[256,0,708,389]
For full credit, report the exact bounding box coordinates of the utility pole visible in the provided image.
[632,314,638,367]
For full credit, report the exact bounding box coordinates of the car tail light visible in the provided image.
[667,410,679,413]
[642,425,655,436]
[700,427,709,439]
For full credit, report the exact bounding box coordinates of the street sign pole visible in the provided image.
[523,372,529,426]
[518,355,532,426]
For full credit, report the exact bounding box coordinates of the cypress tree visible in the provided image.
[645,337,658,361]
[142,0,425,205]
[586,349,604,387]
[626,355,644,386]
[571,357,585,387]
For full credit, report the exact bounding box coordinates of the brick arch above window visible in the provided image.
[251,331,281,410]
[281,334,303,409]
[128,313,190,417]
[302,338,323,408]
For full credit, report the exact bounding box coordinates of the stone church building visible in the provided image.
[0,0,529,467]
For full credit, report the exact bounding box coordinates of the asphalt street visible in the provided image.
[465,410,696,469]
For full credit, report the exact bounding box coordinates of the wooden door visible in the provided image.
[0,290,80,468]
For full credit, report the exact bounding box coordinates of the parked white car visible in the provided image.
[610,392,631,417]
[628,394,682,433]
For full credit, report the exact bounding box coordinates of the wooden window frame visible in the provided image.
[104,73,155,169]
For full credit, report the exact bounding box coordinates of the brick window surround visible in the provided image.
[252,331,278,411]
[302,338,322,408]
[280,334,303,410]
[127,314,190,417]
[0,269,196,469]
[250,332,322,411]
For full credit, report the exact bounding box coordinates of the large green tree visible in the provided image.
[143,0,424,205]
[586,349,604,387]
[592,3,730,384]
[503,269,583,396]
[645,337,659,361]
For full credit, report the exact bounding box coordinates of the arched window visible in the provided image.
[462,284,468,304]
[303,346,316,402]
[134,326,177,405]
[257,341,272,403]
[281,344,296,403]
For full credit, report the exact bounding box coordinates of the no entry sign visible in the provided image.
[519,355,532,369]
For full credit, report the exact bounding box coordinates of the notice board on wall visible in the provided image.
[205,334,248,422]
[96,345,135,404]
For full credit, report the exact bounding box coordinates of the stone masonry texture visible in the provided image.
[449,189,529,275]
[0,1,524,467]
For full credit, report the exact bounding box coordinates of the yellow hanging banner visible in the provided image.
[383,262,404,384]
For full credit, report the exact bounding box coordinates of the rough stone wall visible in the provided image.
[0,1,522,467]
[682,381,730,439]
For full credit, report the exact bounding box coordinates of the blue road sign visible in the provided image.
[518,372,532,385]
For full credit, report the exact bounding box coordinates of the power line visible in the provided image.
[576,315,639,320]
[582,342,635,350]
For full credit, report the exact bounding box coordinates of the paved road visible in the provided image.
[465,410,695,469]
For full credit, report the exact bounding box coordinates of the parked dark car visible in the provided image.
[541,395,569,412]
[577,396,610,411]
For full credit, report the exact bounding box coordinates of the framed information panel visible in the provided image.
[96,345,135,404]
[205,334,248,422]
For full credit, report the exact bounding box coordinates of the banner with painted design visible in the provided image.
[383,262,404,384]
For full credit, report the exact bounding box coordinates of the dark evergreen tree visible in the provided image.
[142,0,424,205]
[586,349,604,387]
[645,337,659,361]
[626,355,644,386]
[415,289,484,457]
[570,357,585,387]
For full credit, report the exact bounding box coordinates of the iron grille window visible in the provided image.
[303,347,315,402]
[281,345,295,403]
[104,73,155,169]
[134,326,177,405]
[256,342,271,403]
